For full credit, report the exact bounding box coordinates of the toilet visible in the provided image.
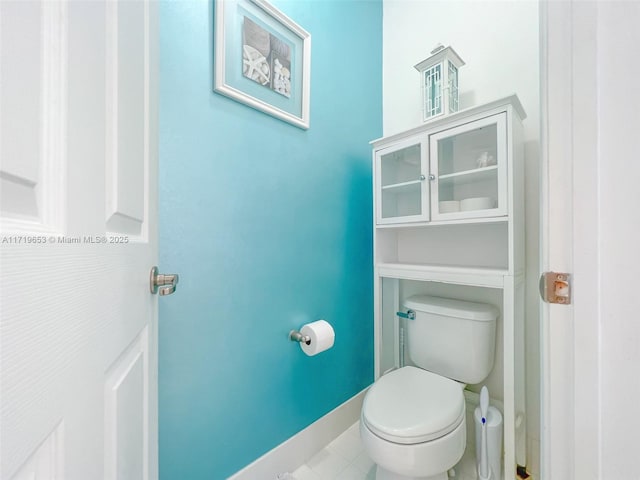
[361,295,499,480]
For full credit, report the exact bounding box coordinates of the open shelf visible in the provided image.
[375,216,508,229]
[377,262,507,288]
[375,221,510,272]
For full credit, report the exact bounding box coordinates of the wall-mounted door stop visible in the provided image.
[539,271,571,304]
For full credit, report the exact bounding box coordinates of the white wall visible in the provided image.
[382,0,540,475]
[382,0,539,138]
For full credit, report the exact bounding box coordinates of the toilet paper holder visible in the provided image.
[289,330,311,345]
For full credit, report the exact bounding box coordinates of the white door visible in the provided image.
[0,1,159,479]
[375,138,429,225]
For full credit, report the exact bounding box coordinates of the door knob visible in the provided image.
[150,266,179,296]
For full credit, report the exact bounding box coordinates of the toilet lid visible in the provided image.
[362,366,465,444]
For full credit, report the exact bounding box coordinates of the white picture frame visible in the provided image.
[214,0,311,129]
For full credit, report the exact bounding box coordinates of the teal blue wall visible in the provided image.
[159,1,382,478]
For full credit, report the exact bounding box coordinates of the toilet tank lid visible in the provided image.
[404,295,499,322]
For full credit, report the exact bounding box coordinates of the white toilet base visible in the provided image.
[375,465,448,480]
[361,415,466,479]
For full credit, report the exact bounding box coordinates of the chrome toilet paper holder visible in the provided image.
[289,330,311,345]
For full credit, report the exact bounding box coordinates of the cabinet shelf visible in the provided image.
[438,165,498,183]
[381,179,422,193]
[376,262,507,288]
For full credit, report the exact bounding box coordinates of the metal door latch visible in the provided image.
[150,266,179,296]
[539,271,571,304]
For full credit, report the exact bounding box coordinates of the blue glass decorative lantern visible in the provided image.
[414,45,465,121]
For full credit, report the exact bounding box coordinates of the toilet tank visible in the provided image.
[404,295,498,384]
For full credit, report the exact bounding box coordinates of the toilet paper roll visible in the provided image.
[300,320,335,356]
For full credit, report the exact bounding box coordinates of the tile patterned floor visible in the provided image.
[292,422,375,480]
[291,421,480,480]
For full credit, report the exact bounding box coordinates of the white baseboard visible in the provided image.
[227,388,368,480]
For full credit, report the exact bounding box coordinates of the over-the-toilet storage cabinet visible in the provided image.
[372,96,526,479]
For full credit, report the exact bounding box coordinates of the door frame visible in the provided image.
[540,1,601,478]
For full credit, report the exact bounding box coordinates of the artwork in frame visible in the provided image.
[214,0,311,129]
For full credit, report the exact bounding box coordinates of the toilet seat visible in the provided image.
[363,366,465,445]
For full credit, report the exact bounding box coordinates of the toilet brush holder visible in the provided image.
[474,405,503,480]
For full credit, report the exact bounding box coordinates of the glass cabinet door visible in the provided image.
[376,139,428,224]
[429,113,507,220]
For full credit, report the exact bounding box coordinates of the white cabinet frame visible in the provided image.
[372,96,526,479]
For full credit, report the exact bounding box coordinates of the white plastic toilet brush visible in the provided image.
[478,386,492,480]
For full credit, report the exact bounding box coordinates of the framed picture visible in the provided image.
[214,0,311,129]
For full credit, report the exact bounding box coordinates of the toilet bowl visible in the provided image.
[360,295,498,480]
[361,366,466,480]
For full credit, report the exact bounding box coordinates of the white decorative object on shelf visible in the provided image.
[476,151,496,168]
[414,44,465,121]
